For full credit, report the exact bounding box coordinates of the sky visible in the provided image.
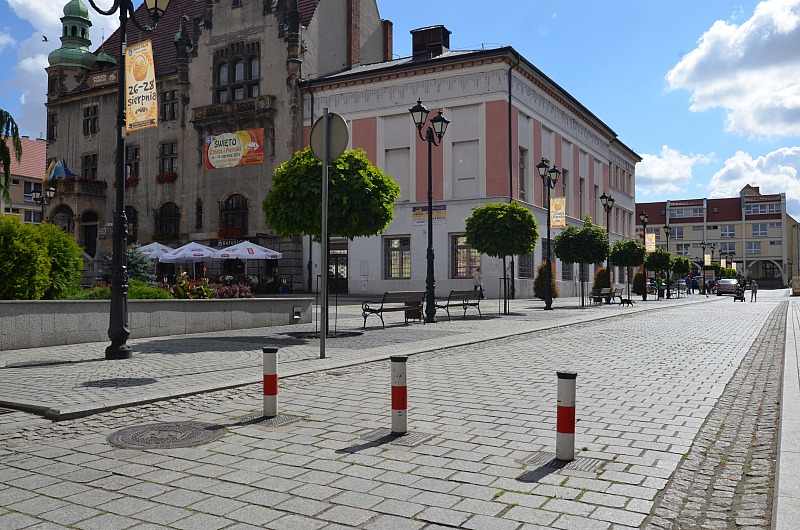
[2,0,799,218]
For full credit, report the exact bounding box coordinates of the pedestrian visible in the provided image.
[473,266,484,299]
[692,277,698,295]
[750,279,758,302]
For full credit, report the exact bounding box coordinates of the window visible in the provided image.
[125,146,140,179]
[155,202,180,239]
[746,241,761,254]
[721,225,736,238]
[518,147,527,201]
[82,105,99,135]
[24,210,42,224]
[23,181,42,201]
[673,227,684,239]
[450,235,479,279]
[561,261,574,281]
[125,206,138,244]
[49,77,59,95]
[770,240,782,246]
[11,179,20,186]
[161,90,178,121]
[232,0,241,6]
[195,198,204,230]
[752,224,767,237]
[669,208,703,218]
[561,169,569,213]
[82,153,98,180]
[219,194,248,236]
[693,225,704,231]
[384,237,411,279]
[213,43,260,104]
[719,242,735,253]
[745,203,781,215]
[47,113,58,142]
[518,252,533,279]
[676,243,690,256]
[159,142,178,175]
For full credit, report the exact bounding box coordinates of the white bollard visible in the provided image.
[263,347,278,418]
[556,371,577,461]
[391,356,408,435]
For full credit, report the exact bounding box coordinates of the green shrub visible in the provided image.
[84,285,111,299]
[592,267,611,293]
[37,222,84,299]
[129,279,171,299]
[97,245,156,284]
[0,216,50,299]
[632,271,645,295]
[533,261,559,300]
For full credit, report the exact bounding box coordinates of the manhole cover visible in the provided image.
[237,414,303,427]
[360,428,433,447]
[522,451,605,473]
[108,421,224,449]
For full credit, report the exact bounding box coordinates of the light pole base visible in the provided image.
[105,345,133,360]
[544,307,553,311]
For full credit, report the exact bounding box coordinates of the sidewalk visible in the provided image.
[0,290,796,529]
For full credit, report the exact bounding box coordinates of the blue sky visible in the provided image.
[2,0,799,218]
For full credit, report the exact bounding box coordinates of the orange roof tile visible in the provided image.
[4,136,47,180]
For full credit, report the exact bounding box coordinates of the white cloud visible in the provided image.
[709,147,800,218]
[666,0,800,138]
[0,31,15,53]
[636,145,713,197]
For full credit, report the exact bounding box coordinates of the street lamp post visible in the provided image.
[30,186,56,223]
[409,99,450,323]
[86,0,171,359]
[640,211,648,301]
[536,158,560,310]
[600,192,615,301]
[700,241,707,294]
[663,225,672,299]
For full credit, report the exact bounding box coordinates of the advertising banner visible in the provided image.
[720,257,727,269]
[704,252,711,266]
[645,233,656,253]
[412,205,446,225]
[550,197,566,228]
[204,129,265,169]
[125,40,158,132]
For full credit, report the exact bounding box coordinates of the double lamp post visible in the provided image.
[600,192,615,297]
[409,99,450,323]
[30,186,56,223]
[639,211,648,300]
[86,0,172,360]
[536,158,560,310]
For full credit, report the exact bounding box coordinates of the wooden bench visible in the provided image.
[435,289,482,321]
[362,291,426,329]
[591,288,611,305]
[611,288,624,303]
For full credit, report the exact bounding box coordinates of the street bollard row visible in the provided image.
[262,347,577,458]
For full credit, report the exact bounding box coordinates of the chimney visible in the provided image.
[411,25,451,60]
[382,19,393,62]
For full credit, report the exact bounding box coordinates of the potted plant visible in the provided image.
[791,277,800,296]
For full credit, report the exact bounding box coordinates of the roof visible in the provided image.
[5,136,47,179]
[298,0,320,27]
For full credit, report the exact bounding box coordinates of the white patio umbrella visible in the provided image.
[137,242,173,259]
[159,242,218,264]
[216,241,282,276]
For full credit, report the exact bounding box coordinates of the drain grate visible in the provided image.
[108,421,224,449]
[237,414,303,427]
[0,407,17,415]
[359,428,433,447]
[522,451,605,473]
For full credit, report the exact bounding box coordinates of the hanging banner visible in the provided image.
[204,129,265,169]
[550,197,566,228]
[645,233,656,253]
[412,205,446,225]
[704,252,711,266]
[125,40,158,132]
[720,257,727,269]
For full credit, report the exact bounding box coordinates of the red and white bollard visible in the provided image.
[556,371,577,461]
[391,356,408,435]
[263,347,278,418]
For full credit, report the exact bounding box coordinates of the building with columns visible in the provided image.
[637,185,798,287]
[306,25,640,298]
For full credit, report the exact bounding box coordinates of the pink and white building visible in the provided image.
[305,25,641,298]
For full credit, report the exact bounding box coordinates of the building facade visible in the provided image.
[2,136,47,224]
[637,185,798,287]
[43,0,390,287]
[306,26,641,298]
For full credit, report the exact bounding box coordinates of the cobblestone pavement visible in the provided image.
[0,290,795,529]
[643,302,785,530]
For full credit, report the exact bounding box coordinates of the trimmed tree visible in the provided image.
[263,147,400,240]
[464,201,538,312]
[553,216,609,305]
[533,260,558,300]
[1,109,23,210]
[609,239,646,298]
[37,222,84,299]
[672,256,691,277]
[0,216,50,300]
[645,249,672,294]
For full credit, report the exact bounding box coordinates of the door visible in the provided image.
[328,245,348,294]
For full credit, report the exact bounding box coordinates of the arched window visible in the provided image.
[219,194,248,237]
[250,57,259,79]
[215,63,229,103]
[233,60,245,82]
[213,44,260,103]
[155,202,180,240]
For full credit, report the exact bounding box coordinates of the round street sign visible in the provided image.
[310,113,349,162]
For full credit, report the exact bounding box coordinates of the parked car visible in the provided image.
[716,278,739,295]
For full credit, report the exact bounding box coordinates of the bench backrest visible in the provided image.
[448,289,480,301]
[382,291,425,304]
[600,288,611,295]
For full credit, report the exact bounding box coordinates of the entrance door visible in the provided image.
[328,246,348,294]
[81,212,98,258]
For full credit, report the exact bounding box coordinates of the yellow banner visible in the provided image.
[704,253,711,266]
[550,197,566,228]
[125,40,158,132]
[720,257,727,269]
[645,233,656,253]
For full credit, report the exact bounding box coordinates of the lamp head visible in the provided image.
[45,187,56,200]
[548,164,560,185]
[663,225,671,236]
[30,190,42,201]
[600,192,608,207]
[144,0,171,21]
[408,99,429,131]
[536,158,550,179]
[607,195,615,208]
[430,110,450,141]
[639,211,649,224]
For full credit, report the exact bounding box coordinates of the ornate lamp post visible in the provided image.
[600,192,615,299]
[536,158,560,310]
[640,211,649,301]
[86,0,172,359]
[30,186,56,223]
[409,99,450,323]
[700,241,707,294]
[663,225,672,299]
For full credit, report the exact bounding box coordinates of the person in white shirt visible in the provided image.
[473,267,484,298]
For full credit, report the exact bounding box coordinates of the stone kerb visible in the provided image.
[0,298,312,351]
